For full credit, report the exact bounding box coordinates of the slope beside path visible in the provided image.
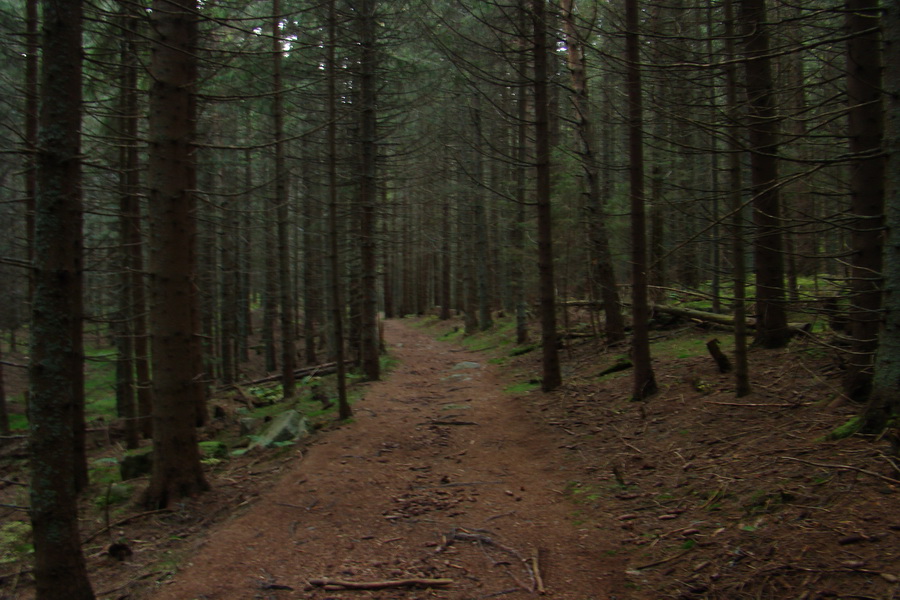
[149,319,629,599]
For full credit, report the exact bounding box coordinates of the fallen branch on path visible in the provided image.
[83,509,172,545]
[413,481,503,490]
[531,548,546,594]
[308,577,453,590]
[634,549,692,570]
[438,528,537,592]
[703,401,807,408]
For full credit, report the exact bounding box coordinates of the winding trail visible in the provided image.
[150,319,628,599]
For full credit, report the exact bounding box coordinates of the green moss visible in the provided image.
[504,381,539,394]
[565,481,603,503]
[0,521,33,564]
[509,343,539,357]
[198,441,228,459]
[89,457,121,485]
[6,411,28,431]
[94,483,133,508]
[821,415,863,441]
[380,354,399,373]
[438,327,463,341]
[417,315,444,328]
[651,336,716,359]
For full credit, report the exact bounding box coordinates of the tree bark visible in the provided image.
[625,0,657,400]
[0,350,7,434]
[144,0,209,509]
[238,145,254,363]
[862,0,897,432]
[357,0,381,381]
[328,0,351,419]
[470,99,494,332]
[560,0,625,343]
[740,0,789,349]
[272,0,296,399]
[28,0,95,596]
[24,0,38,307]
[117,3,144,447]
[532,0,561,391]
[440,196,452,321]
[843,0,885,401]
[725,0,751,396]
[302,151,323,365]
[511,0,530,346]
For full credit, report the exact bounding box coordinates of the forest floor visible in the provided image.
[2,315,900,599]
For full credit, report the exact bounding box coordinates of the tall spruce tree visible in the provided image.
[28,0,95,596]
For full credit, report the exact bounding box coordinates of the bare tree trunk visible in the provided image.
[649,166,665,302]
[470,101,494,331]
[625,0,657,400]
[28,1,94,596]
[863,0,899,433]
[122,8,152,436]
[440,196,452,320]
[560,0,625,343]
[144,0,209,509]
[533,0,561,392]
[512,0,530,345]
[0,351,7,434]
[741,0,789,349]
[263,191,278,373]
[706,6,722,314]
[116,3,142,448]
[382,185,395,319]
[302,151,323,365]
[843,0,884,401]
[273,0,296,399]
[24,0,38,308]
[461,165,479,334]
[218,161,239,384]
[357,0,380,381]
[238,145,254,364]
[724,0,751,396]
[328,0,350,419]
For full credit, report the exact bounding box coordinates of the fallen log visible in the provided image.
[560,300,604,308]
[218,361,357,391]
[650,304,810,336]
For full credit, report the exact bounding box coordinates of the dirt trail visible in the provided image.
[149,319,629,599]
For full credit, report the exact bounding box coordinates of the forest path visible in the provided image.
[149,319,629,600]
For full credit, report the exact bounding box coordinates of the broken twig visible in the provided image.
[308,578,453,590]
[779,456,900,486]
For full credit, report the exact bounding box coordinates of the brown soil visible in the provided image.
[2,317,899,599]
[140,318,630,600]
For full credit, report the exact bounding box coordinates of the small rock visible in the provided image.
[239,417,261,437]
[250,410,309,449]
[452,361,481,370]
